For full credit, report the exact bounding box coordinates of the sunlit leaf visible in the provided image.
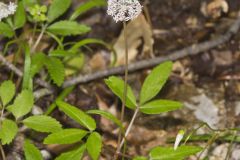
[86,132,102,160]
[44,129,88,144]
[56,100,96,131]
[24,139,43,160]
[23,115,62,133]
[0,80,15,106]
[0,119,18,145]
[105,76,137,109]
[140,61,173,105]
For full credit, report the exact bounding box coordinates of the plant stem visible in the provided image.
[0,145,6,160]
[115,21,129,160]
[119,107,139,150]
[31,24,47,53]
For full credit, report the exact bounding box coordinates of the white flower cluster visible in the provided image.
[107,0,142,22]
[0,2,17,21]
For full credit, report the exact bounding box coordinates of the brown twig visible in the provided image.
[63,12,240,88]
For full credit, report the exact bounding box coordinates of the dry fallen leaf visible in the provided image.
[112,14,154,65]
[201,0,229,19]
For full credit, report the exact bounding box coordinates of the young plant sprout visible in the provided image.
[0,2,17,21]
[174,130,185,150]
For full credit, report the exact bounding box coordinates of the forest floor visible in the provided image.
[2,0,240,159]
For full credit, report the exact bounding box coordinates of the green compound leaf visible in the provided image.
[149,145,202,160]
[44,129,88,144]
[86,132,102,160]
[140,100,182,114]
[140,61,173,105]
[47,20,91,36]
[14,1,26,29]
[56,100,96,131]
[45,57,64,86]
[8,90,34,119]
[0,22,14,38]
[31,52,46,77]
[55,144,86,160]
[24,139,43,160]
[0,80,15,106]
[23,115,62,133]
[47,0,71,23]
[0,119,18,145]
[105,76,137,109]
[70,0,106,20]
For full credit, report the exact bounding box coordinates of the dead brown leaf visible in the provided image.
[112,14,153,65]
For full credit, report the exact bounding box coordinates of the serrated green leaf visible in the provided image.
[45,57,64,86]
[55,144,86,160]
[140,61,173,105]
[70,0,106,20]
[149,146,202,160]
[87,109,123,129]
[23,115,62,133]
[31,52,46,77]
[86,132,102,160]
[7,90,34,119]
[56,100,96,131]
[47,0,71,23]
[105,76,137,109]
[47,21,91,36]
[14,1,26,29]
[0,119,18,145]
[24,139,43,160]
[44,129,88,144]
[140,100,182,114]
[0,22,14,38]
[0,80,15,106]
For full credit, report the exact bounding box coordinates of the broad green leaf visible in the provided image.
[8,90,34,119]
[22,45,32,90]
[0,119,18,145]
[23,0,38,7]
[44,129,88,144]
[56,100,96,131]
[0,22,14,38]
[87,109,123,129]
[70,0,106,20]
[105,76,137,109]
[140,61,173,105]
[45,57,64,86]
[47,21,91,36]
[23,115,62,133]
[24,140,43,160]
[86,132,102,160]
[140,100,182,114]
[0,80,15,106]
[14,1,26,29]
[149,146,202,160]
[47,0,71,23]
[133,157,148,160]
[55,144,86,160]
[31,52,46,77]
